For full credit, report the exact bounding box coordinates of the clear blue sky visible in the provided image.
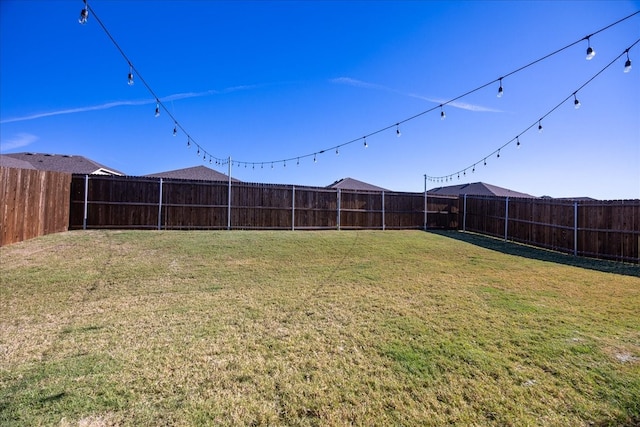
[1,1,639,199]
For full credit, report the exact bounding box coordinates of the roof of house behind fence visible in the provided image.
[328,177,389,192]
[428,182,536,198]
[0,155,36,170]
[1,152,124,175]
[144,165,240,182]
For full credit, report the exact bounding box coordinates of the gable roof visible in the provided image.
[328,177,389,192]
[1,152,124,175]
[428,182,536,198]
[144,165,240,182]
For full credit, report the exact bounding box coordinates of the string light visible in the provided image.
[363,137,368,148]
[78,0,88,24]
[127,64,134,86]
[78,2,639,174]
[187,137,190,148]
[585,36,596,60]
[173,123,177,136]
[497,78,504,98]
[497,149,501,158]
[624,50,632,73]
[425,38,640,183]
[516,136,521,148]
[396,124,401,137]
[336,148,339,155]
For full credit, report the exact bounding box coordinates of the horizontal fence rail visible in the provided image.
[69,175,459,232]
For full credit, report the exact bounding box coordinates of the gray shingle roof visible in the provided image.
[144,165,240,182]
[428,182,536,198]
[0,155,36,169]
[328,177,389,192]
[1,153,124,175]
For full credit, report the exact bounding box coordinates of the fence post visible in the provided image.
[292,185,295,231]
[82,174,89,230]
[463,194,467,232]
[504,196,509,241]
[382,191,385,230]
[337,189,341,231]
[423,175,427,231]
[227,157,232,231]
[157,178,163,231]
[574,201,578,256]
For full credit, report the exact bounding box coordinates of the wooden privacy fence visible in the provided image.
[68,175,459,231]
[0,167,71,246]
[461,195,639,263]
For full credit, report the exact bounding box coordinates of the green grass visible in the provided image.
[0,230,638,426]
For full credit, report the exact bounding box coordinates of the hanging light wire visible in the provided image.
[82,1,229,165]
[81,2,637,170]
[425,38,640,182]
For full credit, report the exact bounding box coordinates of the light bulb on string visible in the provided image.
[209,158,212,164]
[78,1,89,24]
[127,64,134,86]
[297,158,300,166]
[154,102,160,117]
[585,37,596,60]
[538,120,543,133]
[624,51,632,73]
[196,147,200,156]
[173,123,177,136]
[516,136,521,148]
[497,78,504,98]
[284,161,286,168]
[313,154,317,163]
[472,164,476,173]
[573,93,581,109]
[484,158,487,166]
[271,163,274,169]
[336,148,339,155]
[363,137,368,148]
[396,124,401,137]
[440,106,446,120]
[186,137,191,148]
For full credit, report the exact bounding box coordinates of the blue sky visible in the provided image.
[1,1,639,199]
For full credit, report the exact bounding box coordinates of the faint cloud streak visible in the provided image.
[0,132,39,151]
[0,84,264,124]
[332,76,503,113]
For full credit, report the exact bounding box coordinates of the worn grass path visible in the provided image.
[1,230,639,426]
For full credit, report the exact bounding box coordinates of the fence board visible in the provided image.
[1,167,71,246]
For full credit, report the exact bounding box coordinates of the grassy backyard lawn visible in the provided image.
[0,230,638,426]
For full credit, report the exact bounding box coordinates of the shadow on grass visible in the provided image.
[428,230,639,278]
